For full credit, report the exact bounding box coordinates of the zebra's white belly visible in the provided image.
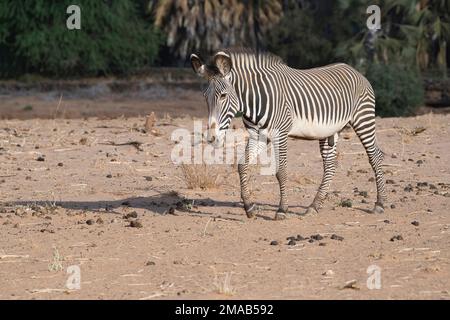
[288,117,346,140]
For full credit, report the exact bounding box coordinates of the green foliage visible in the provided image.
[365,63,424,117]
[266,4,334,68]
[0,0,160,77]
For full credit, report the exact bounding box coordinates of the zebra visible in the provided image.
[190,48,386,220]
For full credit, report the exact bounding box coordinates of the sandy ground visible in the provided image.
[0,99,449,299]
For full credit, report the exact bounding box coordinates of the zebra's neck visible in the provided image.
[229,54,285,128]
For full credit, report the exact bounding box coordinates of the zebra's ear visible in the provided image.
[190,54,206,77]
[213,51,232,76]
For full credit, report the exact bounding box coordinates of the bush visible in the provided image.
[0,0,160,78]
[265,6,334,69]
[365,63,424,117]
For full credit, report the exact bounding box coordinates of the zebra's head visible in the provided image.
[190,51,240,146]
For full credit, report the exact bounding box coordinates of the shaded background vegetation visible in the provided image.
[0,0,449,116]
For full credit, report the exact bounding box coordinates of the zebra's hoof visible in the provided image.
[305,206,318,216]
[274,211,287,221]
[372,204,384,214]
[244,203,257,218]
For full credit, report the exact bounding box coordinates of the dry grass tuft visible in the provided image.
[48,246,64,272]
[180,164,220,189]
[213,272,236,296]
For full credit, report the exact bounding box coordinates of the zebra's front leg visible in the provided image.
[306,134,337,215]
[274,136,289,220]
[238,138,257,218]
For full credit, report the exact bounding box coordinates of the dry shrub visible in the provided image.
[180,164,220,189]
[213,272,236,296]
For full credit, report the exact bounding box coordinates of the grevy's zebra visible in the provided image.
[190,48,386,220]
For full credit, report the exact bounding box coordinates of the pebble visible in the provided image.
[330,234,344,241]
[287,240,296,246]
[404,184,413,192]
[322,270,335,276]
[411,221,419,226]
[86,219,95,225]
[270,240,279,246]
[129,220,143,228]
[390,235,403,241]
[311,234,324,241]
[125,211,138,219]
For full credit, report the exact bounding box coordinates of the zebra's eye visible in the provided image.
[219,93,227,100]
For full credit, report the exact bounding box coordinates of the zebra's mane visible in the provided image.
[218,47,286,66]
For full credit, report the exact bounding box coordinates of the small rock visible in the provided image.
[330,234,344,241]
[86,219,95,225]
[390,235,403,241]
[125,211,138,219]
[287,239,296,246]
[129,220,143,228]
[36,156,45,161]
[296,235,307,241]
[342,279,360,290]
[390,204,396,209]
[146,261,156,266]
[411,221,419,226]
[404,184,413,192]
[311,234,324,241]
[322,270,335,276]
[57,162,64,167]
[386,179,395,184]
[106,174,113,178]
[96,217,104,224]
[270,240,279,246]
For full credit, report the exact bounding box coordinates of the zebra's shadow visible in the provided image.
[6,192,309,221]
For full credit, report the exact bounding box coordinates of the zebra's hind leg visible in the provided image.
[351,113,387,213]
[306,134,338,215]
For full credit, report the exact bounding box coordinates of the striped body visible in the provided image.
[229,54,374,142]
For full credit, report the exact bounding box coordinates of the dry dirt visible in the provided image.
[0,95,449,300]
